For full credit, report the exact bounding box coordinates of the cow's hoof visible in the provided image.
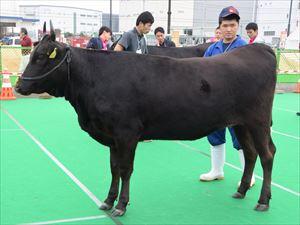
[99,202,113,211]
[232,192,245,199]
[254,204,269,211]
[111,208,125,217]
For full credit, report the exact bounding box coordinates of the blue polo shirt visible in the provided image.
[204,35,247,150]
[204,35,247,57]
[87,37,103,50]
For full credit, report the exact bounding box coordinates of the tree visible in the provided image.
[64,32,73,38]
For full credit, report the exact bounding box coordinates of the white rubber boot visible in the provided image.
[200,144,225,181]
[238,149,255,187]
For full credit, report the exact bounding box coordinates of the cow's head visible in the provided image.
[15,21,70,97]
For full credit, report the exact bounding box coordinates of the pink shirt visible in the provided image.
[101,37,108,50]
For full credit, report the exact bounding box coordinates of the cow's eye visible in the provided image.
[35,54,46,63]
[38,54,45,59]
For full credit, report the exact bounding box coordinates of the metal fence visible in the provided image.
[276,49,300,74]
[0,46,299,87]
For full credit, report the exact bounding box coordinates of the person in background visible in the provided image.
[199,6,256,188]
[207,26,222,43]
[87,26,112,50]
[154,27,176,47]
[114,11,154,54]
[19,27,32,73]
[245,22,265,44]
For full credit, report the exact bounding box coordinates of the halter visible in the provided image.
[21,47,72,81]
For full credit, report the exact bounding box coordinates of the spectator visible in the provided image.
[114,11,154,54]
[19,28,32,73]
[207,26,222,43]
[87,26,112,50]
[154,27,176,47]
[246,22,265,44]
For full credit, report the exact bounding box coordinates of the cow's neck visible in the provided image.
[63,47,106,106]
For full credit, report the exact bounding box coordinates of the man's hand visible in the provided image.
[20,33,25,40]
[114,43,124,51]
[155,39,160,46]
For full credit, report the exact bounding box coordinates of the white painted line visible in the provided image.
[1,107,103,207]
[271,129,300,140]
[20,215,107,225]
[175,141,300,197]
[273,107,298,113]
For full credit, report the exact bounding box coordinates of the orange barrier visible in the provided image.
[294,79,300,93]
[0,70,16,100]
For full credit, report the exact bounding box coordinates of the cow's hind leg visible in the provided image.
[249,126,275,211]
[100,146,120,211]
[232,125,258,199]
[111,134,139,217]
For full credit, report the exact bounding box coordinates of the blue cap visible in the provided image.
[219,6,240,19]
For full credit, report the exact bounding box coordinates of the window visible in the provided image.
[184,29,193,35]
[264,31,275,36]
[80,23,86,25]
[80,14,86,17]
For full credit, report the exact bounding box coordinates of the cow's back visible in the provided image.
[147,43,211,58]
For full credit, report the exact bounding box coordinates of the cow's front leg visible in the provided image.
[111,136,138,217]
[100,146,120,211]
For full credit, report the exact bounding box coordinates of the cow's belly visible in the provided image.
[141,116,231,140]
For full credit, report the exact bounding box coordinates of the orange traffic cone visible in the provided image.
[294,79,300,93]
[0,71,16,100]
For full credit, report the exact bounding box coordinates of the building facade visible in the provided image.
[193,1,255,39]
[0,0,39,40]
[119,0,194,33]
[255,0,299,45]
[118,0,299,46]
[19,5,119,36]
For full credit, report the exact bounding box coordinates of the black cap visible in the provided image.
[219,6,240,19]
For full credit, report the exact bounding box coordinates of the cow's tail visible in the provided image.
[110,35,123,50]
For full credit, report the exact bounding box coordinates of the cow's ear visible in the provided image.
[43,21,46,34]
[50,20,56,41]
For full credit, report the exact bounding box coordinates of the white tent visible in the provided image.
[285,27,299,50]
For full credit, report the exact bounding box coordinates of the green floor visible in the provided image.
[1,93,299,225]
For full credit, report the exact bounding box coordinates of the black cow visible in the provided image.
[16,22,277,217]
[110,37,211,58]
[147,43,211,58]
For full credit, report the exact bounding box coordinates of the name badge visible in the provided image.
[136,49,142,54]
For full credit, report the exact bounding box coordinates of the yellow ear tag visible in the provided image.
[49,48,57,59]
